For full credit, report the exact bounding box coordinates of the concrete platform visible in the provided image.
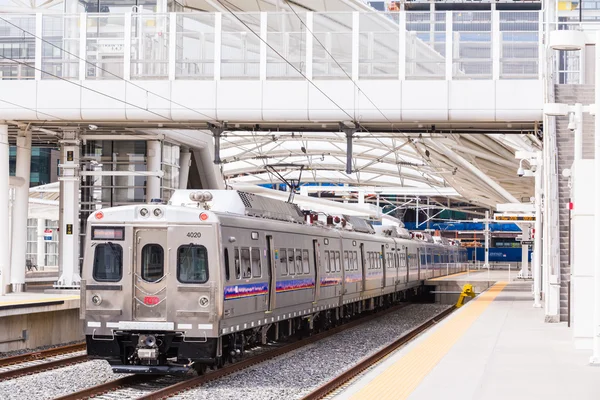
[0,291,82,352]
[335,282,600,400]
[426,269,529,305]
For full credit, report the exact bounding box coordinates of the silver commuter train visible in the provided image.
[81,190,468,374]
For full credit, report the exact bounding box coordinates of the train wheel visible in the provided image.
[193,363,207,375]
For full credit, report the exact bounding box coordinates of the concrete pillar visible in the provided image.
[146,140,161,202]
[0,124,9,295]
[533,154,542,307]
[520,244,529,278]
[591,30,600,363]
[484,211,490,269]
[55,131,81,288]
[179,148,191,190]
[10,131,31,293]
[37,218,46,269]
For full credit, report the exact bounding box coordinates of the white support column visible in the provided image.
[492,10,500,80]
[0,124,9,295]
[574,103,583,161]
[168,12,176,81]
[538,9,544,80]
[123,13,132,81]
[36,218,46,270]
[79,13,87,80]
[484,210,490,269]
[533,151,542,307]
[146,140,162,202]
[35,13,42,81]
[398,11,406,81]
[590,30,600,364]
[445,11,453,81]
[352,11,359,81]
[179,148,191,190]
[305,12,313,80]
[10,131,31,293]
[260,12,267,81]
[520,244,529,278]
[214,12,221,81]
[55,131,81,289]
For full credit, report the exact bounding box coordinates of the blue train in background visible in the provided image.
[467,247,532,263]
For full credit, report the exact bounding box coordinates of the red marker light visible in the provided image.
[144,296,160,305]
[200,213,209,221]
[95,211,104,220]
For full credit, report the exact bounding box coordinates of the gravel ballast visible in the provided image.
[0,360,118,400]
[172,303,449,400]
[0,303,448,400]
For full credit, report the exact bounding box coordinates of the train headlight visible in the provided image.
[91,294,102,306]
[153,208,163,218]
[139,208,149,217]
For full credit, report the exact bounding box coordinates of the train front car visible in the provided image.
[81,193,223,374]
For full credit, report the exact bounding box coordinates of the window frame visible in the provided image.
[224,247,230,281]
[241,247,251,279]
[302,249,310,274]
[325,250,331,273]
[141,243,165,282]
[295,249,302,275]
[288,248,295,274]
[343,251,349,271]
[176,244,209,284]
[251,247,262,278]
[280,249,288,275]
[234,247,241,279]
[92,242,123,282]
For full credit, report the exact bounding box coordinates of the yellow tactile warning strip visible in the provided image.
[0,295,79,306]
[349,281,508,400]
[427,269,479,281]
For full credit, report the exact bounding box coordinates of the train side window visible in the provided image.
[324,251,330,273]
[302,250,310,274]
[241,248,251,278]
[251,248,261,278]
[343,251,349,271]
[234,248,241,279]
[93,243,123,282]
[224,248,230,281]
[295,250,302,274]
[288,248,295,274]
[334,251,341,272]
[177,244,209,284]
[280,249,288,275]
[353,251,359,270]
[141,244,164,282]
[378,253,382,269]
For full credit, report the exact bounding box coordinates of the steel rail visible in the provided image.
[0,354,88,381]
[54,375,153,400]
[0,342,86,368]
[59,303,411,400]
[301,307,455,400]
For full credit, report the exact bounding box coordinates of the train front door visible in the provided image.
[133,229,168,321]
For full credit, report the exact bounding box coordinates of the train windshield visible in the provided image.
[92,242,123,282]
[177,244,209,283]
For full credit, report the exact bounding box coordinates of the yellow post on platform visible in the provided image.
[456,284,476,308]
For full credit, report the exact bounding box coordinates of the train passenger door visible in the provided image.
[133,229,168,321]
[313,239,321,303]
[266,235,276,311]
[381,245,386,288]
[359,243,366,292]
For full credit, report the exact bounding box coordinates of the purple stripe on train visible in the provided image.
[276,278,315,293]
[224,282,269,300]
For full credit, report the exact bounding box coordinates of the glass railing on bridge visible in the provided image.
[0,10,542,81]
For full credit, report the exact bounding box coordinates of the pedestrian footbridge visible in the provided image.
[0,10,543,129]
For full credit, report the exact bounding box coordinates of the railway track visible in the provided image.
[0,343,87,381]
[56,303,413,400]
[301,307,455,400]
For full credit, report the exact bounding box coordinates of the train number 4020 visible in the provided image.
[186,232,202,238]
